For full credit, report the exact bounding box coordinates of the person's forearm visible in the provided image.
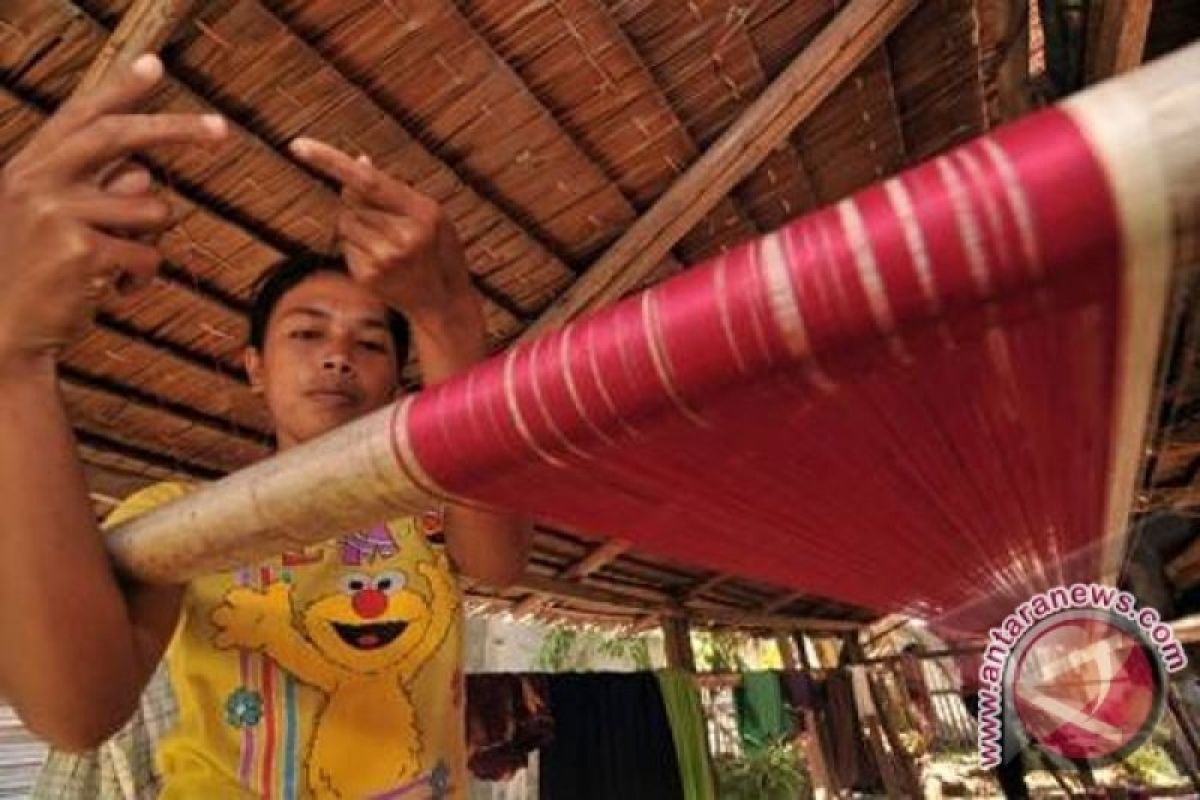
[408,296,532,588]
[0,354,150,749]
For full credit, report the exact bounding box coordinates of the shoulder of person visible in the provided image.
[102,481,196,531]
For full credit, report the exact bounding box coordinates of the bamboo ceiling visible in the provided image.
[0,0,1194,631]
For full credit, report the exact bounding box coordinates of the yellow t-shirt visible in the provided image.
[108,483,466,800]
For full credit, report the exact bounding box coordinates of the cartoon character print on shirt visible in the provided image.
[211,521,458,800]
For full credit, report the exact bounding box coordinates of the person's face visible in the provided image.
[245,271,401,450]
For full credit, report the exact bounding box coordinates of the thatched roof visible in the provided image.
[0,0,1195,633]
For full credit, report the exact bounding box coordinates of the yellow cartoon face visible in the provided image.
[304,571,432,673]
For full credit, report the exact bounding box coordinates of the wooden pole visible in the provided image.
[525,0,920,334]
[77,0,197,92]
[1085,0,1153,83]
[662,617,697,672]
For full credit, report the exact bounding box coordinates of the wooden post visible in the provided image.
[662,617,696,673]
[1085,0,1153,83]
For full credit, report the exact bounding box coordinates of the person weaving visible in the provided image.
[0,54,530,799]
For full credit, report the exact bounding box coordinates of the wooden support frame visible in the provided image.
[527,0,920,334]
[763,591,805,614]
[1085,0,1154,83]
[515,573,862,633]
[511,538,632,618]
[680,573,730,602]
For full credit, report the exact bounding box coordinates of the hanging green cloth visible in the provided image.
[735,671,790,750]
[655,670,717,800]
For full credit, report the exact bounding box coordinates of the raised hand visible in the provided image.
[0,54,227,368]
[288,137,479,332]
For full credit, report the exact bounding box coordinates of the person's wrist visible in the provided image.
[408,292,485,348]
[0,338,58,387]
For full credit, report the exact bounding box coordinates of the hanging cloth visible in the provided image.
[466,674,554,781]
[539,673,683,800]
[655,670,716,800]
[734,671,790,750]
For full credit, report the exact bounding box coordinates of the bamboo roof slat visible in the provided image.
[527,0,916,333]
[600,0,815,247]
[886,0,991,162]
[458,0,756,266]
[61,383,266,473]
[60,365,271,447]
[80,447,179,486]
[166,0,576,318]
[975,0,1033,124]
[62,326,272,433]
[75,428,222,480]
[1,0,523,342]
[265,0,638,265]
[745,4,908,203]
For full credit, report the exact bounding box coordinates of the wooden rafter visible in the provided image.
[75,428,221,480]
[511,537,633,617]
[525,0,920,335]
[517,572,863,633]
[763,590,806,615]
[680,572,730,602]
[561,538,632,581]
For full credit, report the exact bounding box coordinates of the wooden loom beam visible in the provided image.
[526,0,919,334]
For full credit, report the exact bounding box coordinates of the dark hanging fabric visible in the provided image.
[466,674,555,781]
[779,670,820,733]
[539,672,685,800]
[734,671,791,749]
[820,671,882,793]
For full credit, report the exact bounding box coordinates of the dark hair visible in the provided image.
[247,259,410,368]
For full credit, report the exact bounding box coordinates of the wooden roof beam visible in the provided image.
[680,572,730,603]
[75,428,222,481]
[763,590,807,615]
[518,572,862,632]
[526,0,920,335]
[60,365,272,446]
[508,537,632,618]
[561,538,632,581]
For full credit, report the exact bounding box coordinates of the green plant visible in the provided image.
[535,627,580,672]
[534,626,655,672]
[694,630,747,672]
[1122,741,1183,786]
[714,738,810,800]
[596,633,653,670]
